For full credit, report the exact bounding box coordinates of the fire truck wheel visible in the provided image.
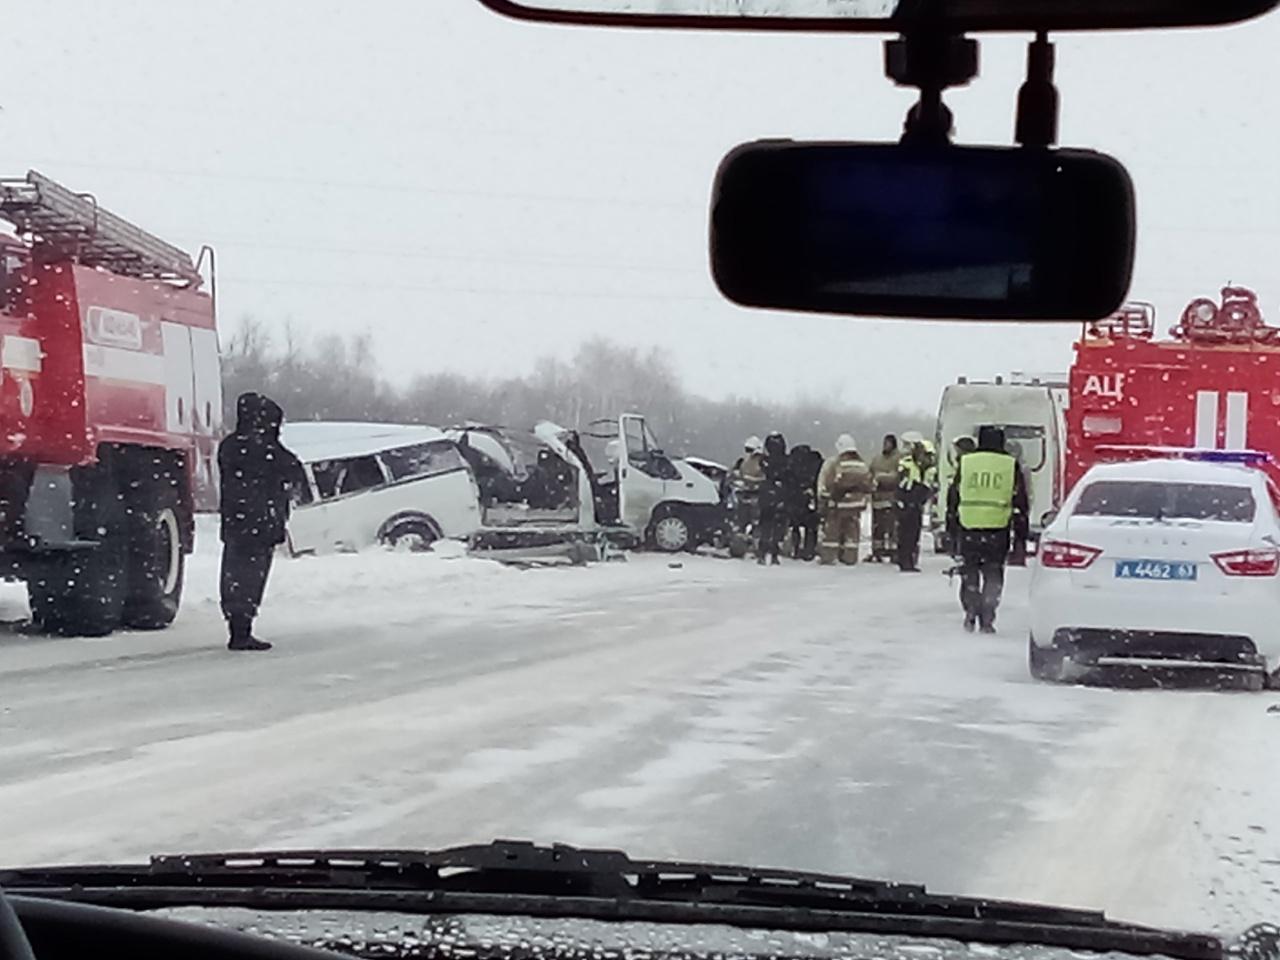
[122,492,186,630]
[27,538,128,638]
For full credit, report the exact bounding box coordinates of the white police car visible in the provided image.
[1028,455,1280,687]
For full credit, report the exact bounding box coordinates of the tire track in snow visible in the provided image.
[970,689,1280,931]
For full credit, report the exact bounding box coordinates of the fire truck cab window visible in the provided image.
[0,253,23,310]
[1074,480,1256,523]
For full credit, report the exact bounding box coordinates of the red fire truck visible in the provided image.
[0,171,219,636]
[1067,286,1280,494]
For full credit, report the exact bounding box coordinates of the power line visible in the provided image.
[189,235,695,273]
[23,156,701,212]
[219,275,721,303]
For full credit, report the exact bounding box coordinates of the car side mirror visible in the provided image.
[1040,509,1059,527]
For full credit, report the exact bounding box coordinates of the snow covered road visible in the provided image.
[3,524,1280,934]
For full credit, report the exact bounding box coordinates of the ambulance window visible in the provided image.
[1004,425,1046,471]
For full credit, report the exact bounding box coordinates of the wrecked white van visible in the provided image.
[282,422,481,555]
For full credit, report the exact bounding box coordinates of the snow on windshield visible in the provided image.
[4,0,1280,945]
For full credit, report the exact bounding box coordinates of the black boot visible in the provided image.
[964,614,977,633]
[228,615,272,651]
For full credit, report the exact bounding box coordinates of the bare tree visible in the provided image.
[221,323,931,464]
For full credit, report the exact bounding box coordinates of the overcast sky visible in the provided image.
[0,1,1276,413]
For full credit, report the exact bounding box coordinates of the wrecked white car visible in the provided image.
[282,422,481,555]
[544,414,725,552]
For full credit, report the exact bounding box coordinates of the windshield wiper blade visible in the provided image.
[0,840,1224,960]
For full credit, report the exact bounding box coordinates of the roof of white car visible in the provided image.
[1080,458,1265,486]
[281,421,446,464]
[684,456,728,471]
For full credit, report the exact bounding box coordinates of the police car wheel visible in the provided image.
[651,511,692,553]
[1028,634,1066,682]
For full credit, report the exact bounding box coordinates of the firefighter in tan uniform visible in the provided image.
[817,434,875,565]
[868,434,900,561]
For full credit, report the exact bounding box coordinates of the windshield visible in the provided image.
[5,1,1280,949]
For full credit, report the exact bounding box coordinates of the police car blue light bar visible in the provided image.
[1095,444,1276,466]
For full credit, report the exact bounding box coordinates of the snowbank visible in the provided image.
[185,516,742,635]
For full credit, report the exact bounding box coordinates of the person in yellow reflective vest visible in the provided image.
[945,425,1029,633]
[895,431,932,572]
[816,434,874,565]
[921,439,938,489]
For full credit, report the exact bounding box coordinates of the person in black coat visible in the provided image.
[786,444,823,561]
[218,392,305,651]
[756,432,789,566]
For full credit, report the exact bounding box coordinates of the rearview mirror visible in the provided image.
[709,141,1135,321]
[477,0,1280,31]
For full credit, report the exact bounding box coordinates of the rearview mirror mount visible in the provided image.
[709,141,1136,322]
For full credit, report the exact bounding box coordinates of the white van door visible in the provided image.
[617,414,672,532]
[321,455,391,552]
[286,469,329,555]
[377,442,481,539]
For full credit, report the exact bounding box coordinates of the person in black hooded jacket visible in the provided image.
[218,392,305,651]
[756,432,789,566]
[785,444,823,561]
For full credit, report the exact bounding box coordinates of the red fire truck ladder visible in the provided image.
[0,170,203,287]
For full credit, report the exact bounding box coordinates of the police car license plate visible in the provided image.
[1115,560,1197,581]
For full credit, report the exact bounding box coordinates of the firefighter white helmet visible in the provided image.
[901,430,925,446]
[605,439,622,463]
[744,435,763,453]
[835,433,858,454]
